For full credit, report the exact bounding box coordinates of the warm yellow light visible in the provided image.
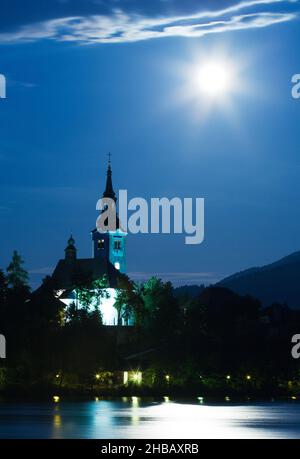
[164,396,170,403]
[123,371,128,385]
[226,375,231,380]
[53,414,61,428]
[131,396,139,406]
[56,374,60,379]
[165,375,170,381]
[53,395,60,403]
[95,373,100,380]
[291,396,297,400]
[132,371,142,384]
[246,375,251,380]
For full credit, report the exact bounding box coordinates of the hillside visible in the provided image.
[218,251,300,309]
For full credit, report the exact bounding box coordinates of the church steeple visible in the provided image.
[103,154,116,202]
[91,156,126,273]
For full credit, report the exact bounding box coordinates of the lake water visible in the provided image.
[0,398,300,439]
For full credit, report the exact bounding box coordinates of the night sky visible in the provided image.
[0,0,300,287]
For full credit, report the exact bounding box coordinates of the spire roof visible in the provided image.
[103,154,116,202]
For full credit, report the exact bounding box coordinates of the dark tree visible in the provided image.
[6,250,29,290]
[0,270,7,308]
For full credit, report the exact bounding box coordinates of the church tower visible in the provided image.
[92,158,127,274]
[64,235,77,264]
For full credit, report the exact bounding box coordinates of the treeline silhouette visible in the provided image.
[1,251,300,398]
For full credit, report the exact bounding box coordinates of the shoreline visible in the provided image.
[0,389,298,404]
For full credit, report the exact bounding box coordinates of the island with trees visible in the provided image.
[0,250,300,400]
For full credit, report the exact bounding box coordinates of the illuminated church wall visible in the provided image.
[58,288,123,326]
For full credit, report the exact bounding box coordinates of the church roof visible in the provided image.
[103,158,116,202]
[95,158,123,231]
[51,257,122,290]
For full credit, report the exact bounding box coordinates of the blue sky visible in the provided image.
[0,0,300,287]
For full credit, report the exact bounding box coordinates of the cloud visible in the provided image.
[128,271,220,286]
[0,0,298,44]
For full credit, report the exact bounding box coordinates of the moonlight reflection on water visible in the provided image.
[0,399,300,439]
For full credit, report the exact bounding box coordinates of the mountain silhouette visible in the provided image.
[218,251,300,309]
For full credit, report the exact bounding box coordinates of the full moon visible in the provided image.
[173,50,244,118]
[195,61,233,97]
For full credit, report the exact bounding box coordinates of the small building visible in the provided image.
[50,159,130,326]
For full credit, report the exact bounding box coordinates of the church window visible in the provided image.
[98,239,105,249]
[114,240,121,250]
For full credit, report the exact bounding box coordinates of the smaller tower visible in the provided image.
[65,235,77,263]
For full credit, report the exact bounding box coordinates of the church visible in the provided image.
[50,159,130,326]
